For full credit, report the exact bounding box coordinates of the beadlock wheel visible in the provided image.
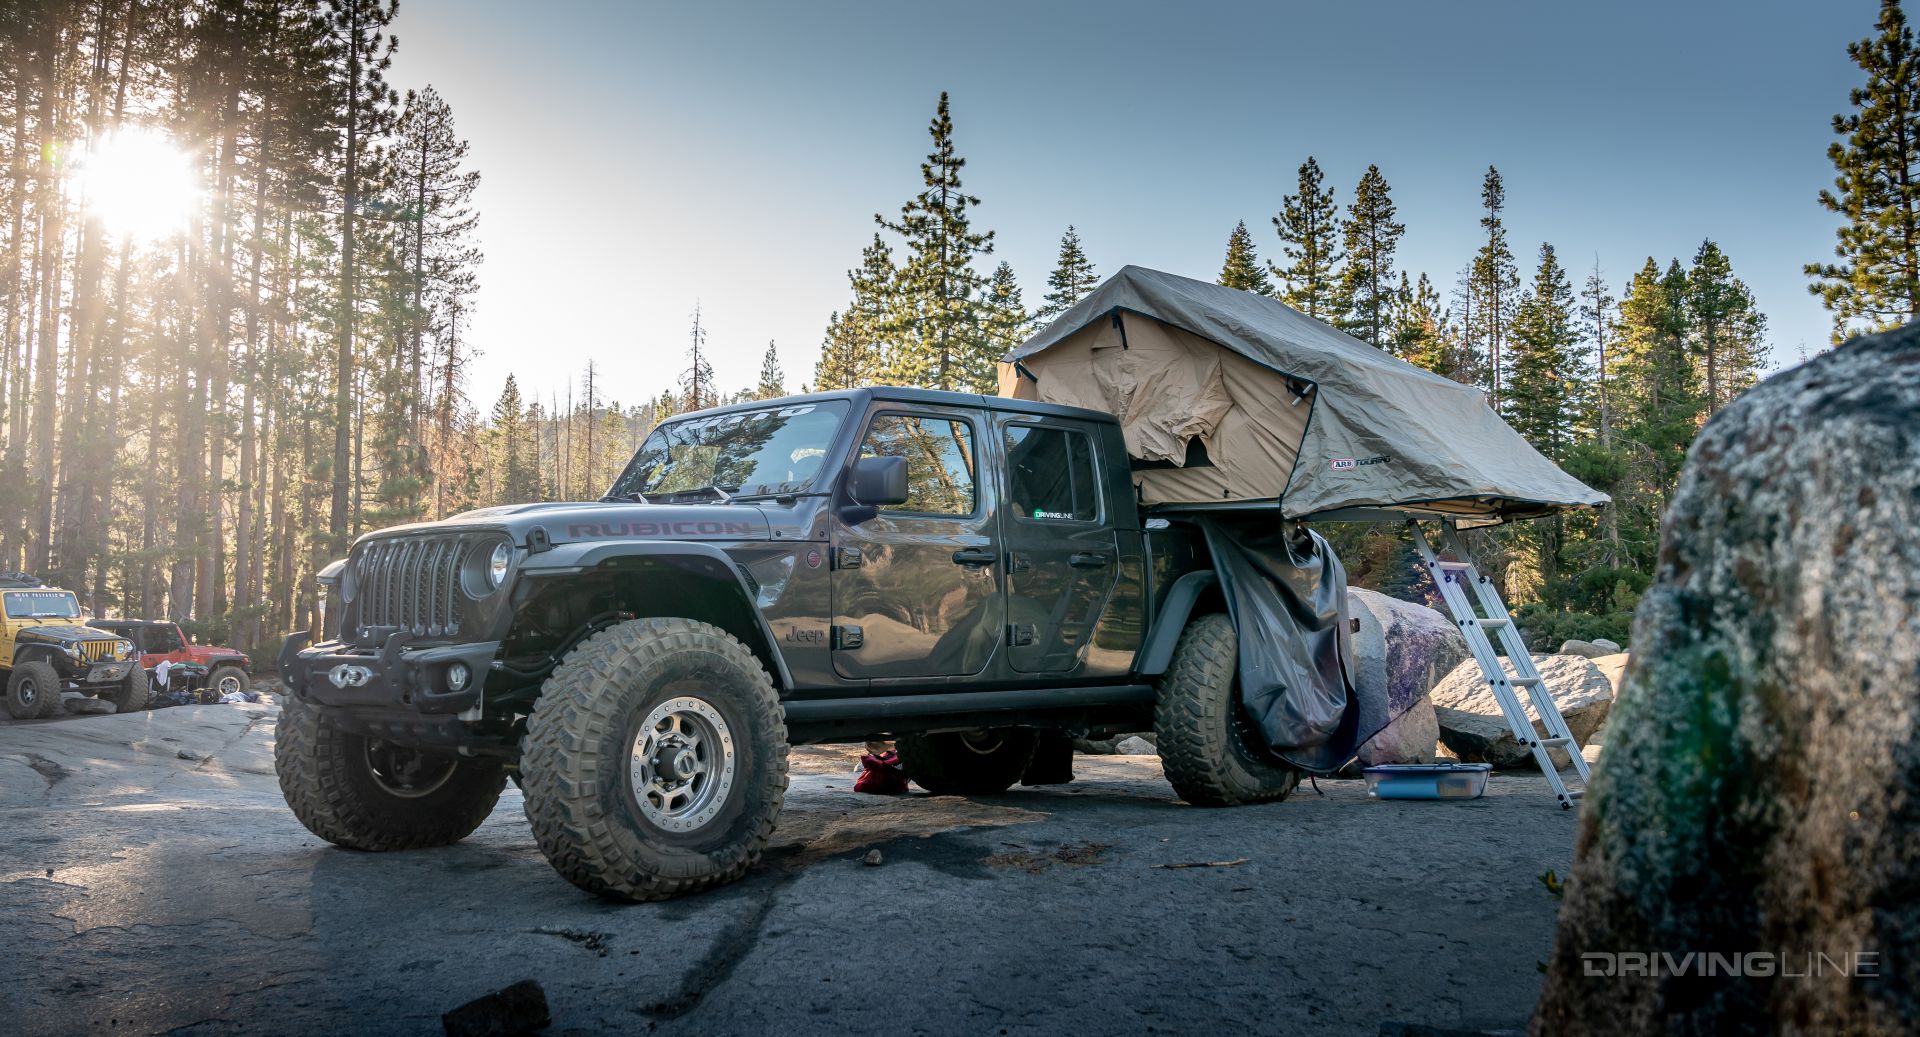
[628,695,738,833]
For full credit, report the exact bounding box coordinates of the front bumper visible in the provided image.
[278,631,500,715]
[67,659,135,686]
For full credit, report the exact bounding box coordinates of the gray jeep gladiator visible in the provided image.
[276,387,1298,900]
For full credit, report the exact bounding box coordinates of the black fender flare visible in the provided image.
[1134,570,1219,677]
[517,539,794,690]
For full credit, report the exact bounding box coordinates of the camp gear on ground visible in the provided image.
[1362,762,1492,800]
[854,750,907,795]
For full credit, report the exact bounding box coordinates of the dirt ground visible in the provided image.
[0,702,1574,1036]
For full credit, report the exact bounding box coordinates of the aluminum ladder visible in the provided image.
[1408,519,1589,809]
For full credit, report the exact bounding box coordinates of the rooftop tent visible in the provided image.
[997,265,1607,524]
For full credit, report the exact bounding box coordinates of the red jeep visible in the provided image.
[87,619,252,697]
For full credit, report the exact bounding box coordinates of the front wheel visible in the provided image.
[897,729,1038,795]
[209,664,249,699]
[6,660,64,720]
[1154,613,1302,807]
[105,664,150,713]
[519,618,789,901]
[274,693,506,850]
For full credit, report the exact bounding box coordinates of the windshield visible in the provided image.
[608,401,848,500]
[5,590,80,619]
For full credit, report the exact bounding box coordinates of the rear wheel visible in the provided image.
[6,660,64,720]
[105,664,150,714]
[275,692,505,850]
[520,618,789,901]
[897,729,1039,795]
[1154,613,1302,807]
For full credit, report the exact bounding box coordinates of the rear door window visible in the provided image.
[1005,425,1099,523]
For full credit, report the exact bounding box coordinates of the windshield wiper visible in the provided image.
[599,491,651,504]
[638,483,738,503]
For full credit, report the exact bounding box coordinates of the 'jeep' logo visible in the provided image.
[328,664,374,688]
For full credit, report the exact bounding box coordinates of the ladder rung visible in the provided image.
[1534,737,1573,748]
[1476,618,1510,630]
[1510,676,1542,687]
[1433,560,1473,571]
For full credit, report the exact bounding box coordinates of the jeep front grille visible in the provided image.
[353,534,473,638]
[77,640,119,663]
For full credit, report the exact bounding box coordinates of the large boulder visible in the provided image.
[1590,652,1629,699]
[1345,588,1468,766]
[1533,327,1920,1035]
[1558,638,1621,658]
[1431,654,1613,768]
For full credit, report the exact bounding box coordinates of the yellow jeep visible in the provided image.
[0,576,145,719]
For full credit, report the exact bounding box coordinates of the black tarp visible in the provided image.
[1195,518,1370,774]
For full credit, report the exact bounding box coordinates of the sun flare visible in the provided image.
[74,126,200,241]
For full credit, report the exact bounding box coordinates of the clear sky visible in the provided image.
[392,0,1867,412]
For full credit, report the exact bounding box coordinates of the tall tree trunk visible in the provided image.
[329,2,361,556]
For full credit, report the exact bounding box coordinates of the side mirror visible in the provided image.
[841,455,909,524]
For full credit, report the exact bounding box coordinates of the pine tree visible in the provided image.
[1467,166,1521,404]
[1506,243,1582,461]
[813,234,894,390]
[1036,225,1099,325]
[1391,272,1450,371]
[1808,0,1920,339]
[325,0,401,555]
[1686,239,1768,414]
[1218,221,1274,295]
[1335,165,1405,347]
[813,311,861,391]
[488,375,540,504]
[1579,259,1617,449]
[1271,156,1342,319]
[876,92,995,390]
[755,340,786,399]
[393,85,481,440]
[981,261,1030,381]
[679,303,715,411]
[1614,258,1702,542]
[1505,244,1586,603]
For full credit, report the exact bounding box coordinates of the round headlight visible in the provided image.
[488,542,512,587]
[117,640,135,659]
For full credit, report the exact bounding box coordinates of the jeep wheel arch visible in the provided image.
[515,542,793,691]
[1135,570,1222,676]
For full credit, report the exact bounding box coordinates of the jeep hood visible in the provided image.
[361,501,774,547]
[18,624,115,647]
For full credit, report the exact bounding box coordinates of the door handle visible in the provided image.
[1069,551,1113,568]
[951,548,998,567]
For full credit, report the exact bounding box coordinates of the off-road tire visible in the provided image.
[105,664,150,713]
[6,660,63,720]
[1154,613,1302,807]
[275,692,505,850]
[897,729,1039,795]
[208,664,249,699]
[519,618,789,902]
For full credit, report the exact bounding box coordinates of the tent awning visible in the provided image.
[999,266,1608,524]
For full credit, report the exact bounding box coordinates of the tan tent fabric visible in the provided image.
[1000,266,1607,522]
[998,313,1308,504]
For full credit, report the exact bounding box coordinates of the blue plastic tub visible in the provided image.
[1361,762,1492,800]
